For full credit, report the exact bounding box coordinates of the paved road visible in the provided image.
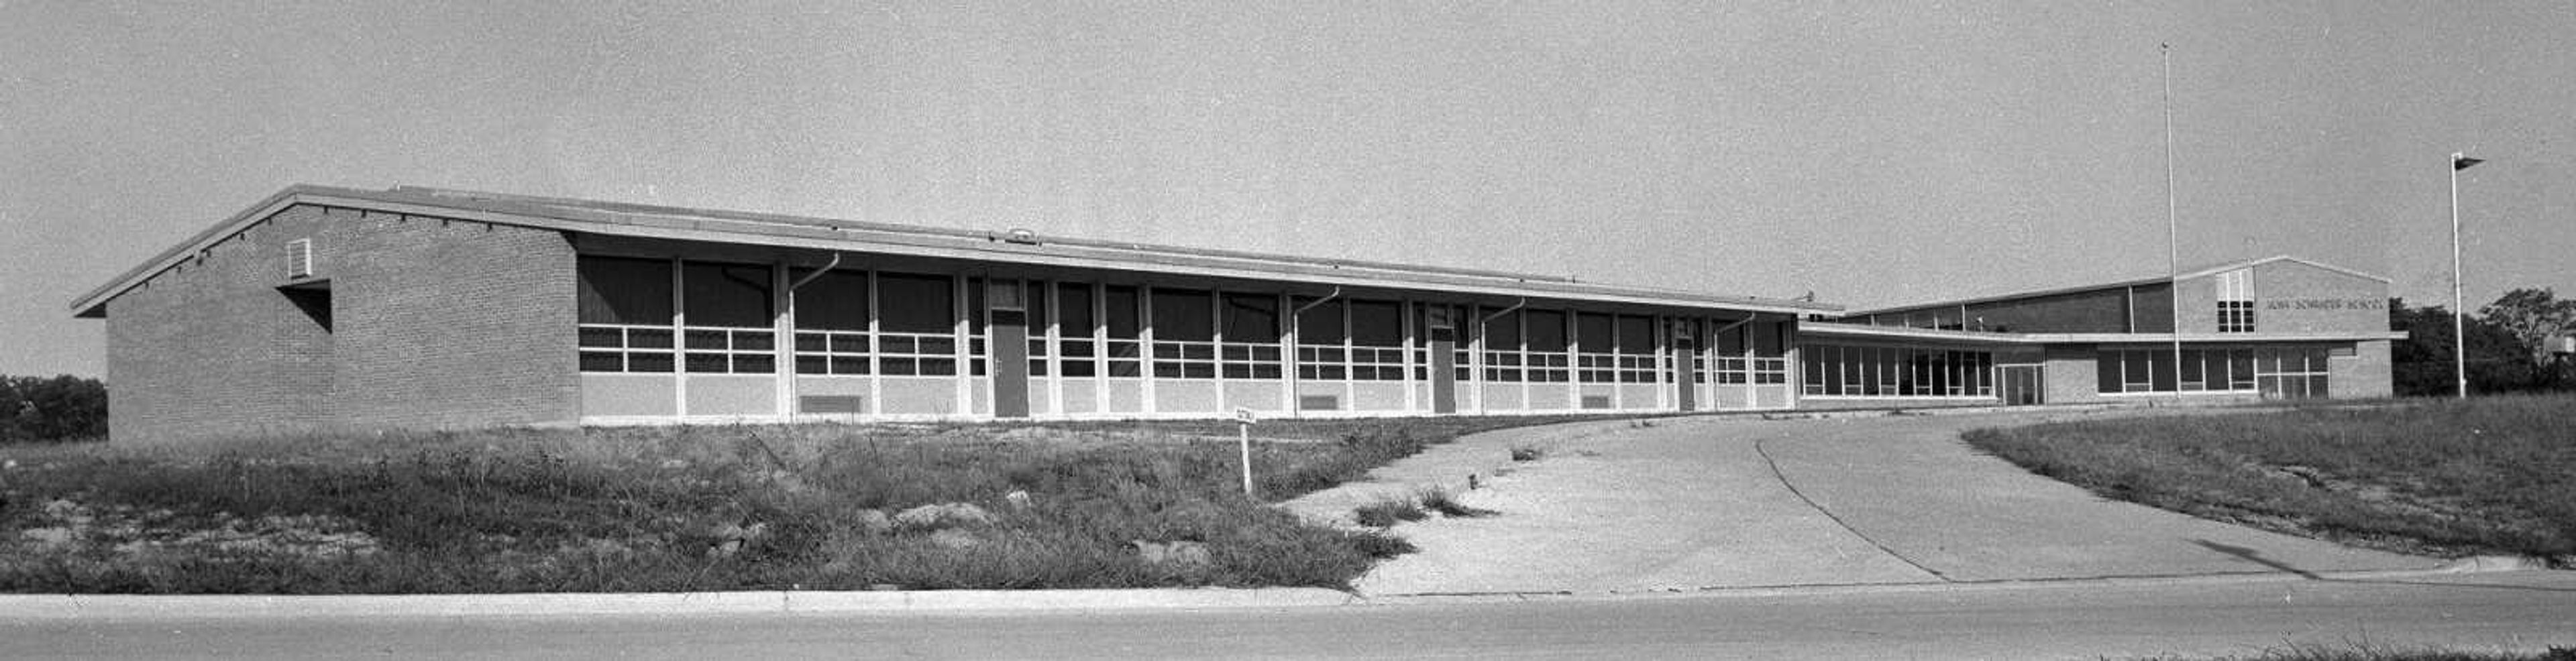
[10,571,2572,660]
[1318,410,2441,595]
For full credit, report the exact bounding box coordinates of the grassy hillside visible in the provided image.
[1964,395,2576,561]
[0,417,1582,594]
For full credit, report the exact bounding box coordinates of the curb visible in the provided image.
[0,587,1360,621]
[1355,564,2569,605]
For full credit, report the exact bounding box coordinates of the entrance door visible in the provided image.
[1999,365,2042,406]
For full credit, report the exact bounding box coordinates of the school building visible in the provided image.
[70,186,2402,442]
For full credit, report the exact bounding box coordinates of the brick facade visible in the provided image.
[102,204,578,442]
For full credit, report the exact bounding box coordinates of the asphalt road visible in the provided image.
[11,571,2573,660]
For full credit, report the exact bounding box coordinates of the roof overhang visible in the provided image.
[72,186,1844,318]
[1800,322,2407,345]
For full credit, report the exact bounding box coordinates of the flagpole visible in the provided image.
[2163,44,2182,395]
[2450,152,2474,398]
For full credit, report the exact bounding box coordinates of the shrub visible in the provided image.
[0,375,107,444]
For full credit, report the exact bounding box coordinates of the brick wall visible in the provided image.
[105,211,335,442]
[101,204,578,442]
[322,207,580,430]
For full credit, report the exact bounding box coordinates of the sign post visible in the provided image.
[1232,407,1258,497]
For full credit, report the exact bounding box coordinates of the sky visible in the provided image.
[4,1,2572,378]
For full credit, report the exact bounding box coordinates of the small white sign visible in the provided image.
[1233,407,1258,424]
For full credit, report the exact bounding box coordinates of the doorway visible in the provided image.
[1999,365,2042,406]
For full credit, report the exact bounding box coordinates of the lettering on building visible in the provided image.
[2262,298,2386,311]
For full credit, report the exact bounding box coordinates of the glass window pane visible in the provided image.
[1224,293,1281,343]
[1296,298,1344,345]
[2149,349,2177,392]
[1752,322,1785,357]
[2098,351,2123,394]
[1059,284,1095,335]
[1617,315,1654,352]
[1104,286,1140,339]
[629,328,673,349]
[628,352,674,373]
[1574,312,1613,352]
[1525,310,1568,351]
[967,278,985,333]
[580,352,624,372]
[1350,300,1403,346]
[796,269,869,331]
[1152,289,1214,341]
[579,327,625,348]
[877,272,955,334]
[1482,310,1522,349]
[577,256,674,325]
[682,262,772,328]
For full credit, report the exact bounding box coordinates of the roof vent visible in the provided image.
[1003,228,1040,245]
[286,238,315,278]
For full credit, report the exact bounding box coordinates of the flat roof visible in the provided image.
[1839,255,2390,318]
[73,185,1843,318]
[1801,321,2406,345]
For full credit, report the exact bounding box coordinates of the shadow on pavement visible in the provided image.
[2195,538,2576,593]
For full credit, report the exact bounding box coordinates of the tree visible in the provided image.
[2387,298,2543,396]
[0,375,108,443]
[2477,288,2576,376]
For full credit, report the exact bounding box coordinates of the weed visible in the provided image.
[2112,640,2576,660]
[0,416,1560,593]
[1509,446,1544,462]
[1415,488,1497,518]
[1351,497,1430,528]
[1966,394,2576,560]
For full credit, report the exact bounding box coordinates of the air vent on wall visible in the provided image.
[286,238,315,278]
[1298,395,1340,411]
[800,396,865,414]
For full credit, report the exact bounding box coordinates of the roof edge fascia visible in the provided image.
[74,186,1841,318]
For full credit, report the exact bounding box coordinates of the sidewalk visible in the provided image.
[1297,409,2446,597]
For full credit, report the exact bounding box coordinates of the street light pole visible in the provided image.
[2162,44,2182,396]
[2449,152,2481,399]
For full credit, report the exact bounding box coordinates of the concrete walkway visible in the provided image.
[1289,410,2447,596]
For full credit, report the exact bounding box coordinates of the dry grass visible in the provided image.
[1966,394,2576,560]
[2113,641,2576,660]
[0,416,1592,594]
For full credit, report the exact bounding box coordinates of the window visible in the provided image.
[680,262,775,374]
[1105,286,1143,377]
[2216,269,2256,333]
[1348,300,1405,381]
[1801,343,1995,398]
[1481,309,1523,383]
[1293,297,1345,381]
[1220,293,1283,379]
[578,256,676,373]
[1151,289,1216,379]
[2256,347,2331,400]
[875,272,957,376]
[1615,315,1657,383]
[1574,312,1615,383]
[1750,321,1789,385]
[1524,309,1570,383]
[1058,283,1098,377]
[792,269,871,375]
[2097,347,2275,394]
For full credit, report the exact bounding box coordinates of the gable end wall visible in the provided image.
[100,204,579,442]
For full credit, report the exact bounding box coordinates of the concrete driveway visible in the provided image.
[1283,410,2447,596]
